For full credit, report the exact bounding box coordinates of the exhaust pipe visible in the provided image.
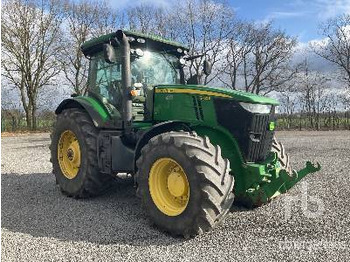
[116,30,132,128]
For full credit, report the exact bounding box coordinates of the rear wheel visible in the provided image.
[50,108,113,198]
[135,131,235,237]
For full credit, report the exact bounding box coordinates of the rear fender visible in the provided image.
[55,97,110,128]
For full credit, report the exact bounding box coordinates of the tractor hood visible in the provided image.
[155,85,279,105]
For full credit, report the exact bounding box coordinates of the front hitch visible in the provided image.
[235,159,321,207]
[281,161,321,192]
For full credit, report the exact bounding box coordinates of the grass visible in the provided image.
[2,114,350,133]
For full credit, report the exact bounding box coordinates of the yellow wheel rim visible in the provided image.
[149,158,190,216]
[58,130,81,179]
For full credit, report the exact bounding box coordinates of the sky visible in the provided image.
[112,0,350,43]
[230,0,350,42]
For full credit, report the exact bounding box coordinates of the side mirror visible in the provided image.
[103,43,116,64]
[203,60,212,75]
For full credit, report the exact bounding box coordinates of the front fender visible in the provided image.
[55,97,110,127]
[134,121,191,171]
[191,125,245,175]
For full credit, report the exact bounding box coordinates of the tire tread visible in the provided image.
[50,108,113,198]
[135,131,235,237]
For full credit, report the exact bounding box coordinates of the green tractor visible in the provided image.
[50,30,320,237]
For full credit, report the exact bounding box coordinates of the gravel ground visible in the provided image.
[1,131,350,261]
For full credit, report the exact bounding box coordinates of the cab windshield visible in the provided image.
[131,51,180,86]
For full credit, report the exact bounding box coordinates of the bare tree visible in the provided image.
[126,4,167,36]
[218,21,255,89]
[60,0,119,95]
[339,89,350,129]
[277,77,301,129]
[311,14,350,88]
[1,0,63,130]
[219,21,297,94]
[242,22,297,94]
[171,0,235,84]
[124,0,235,85]
[89,1,120,37]
[297,59,331,130]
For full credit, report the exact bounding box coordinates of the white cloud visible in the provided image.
[263,0,350,25]
[315,0,350,19]
[268,11,306,20]
[289,0,350,20]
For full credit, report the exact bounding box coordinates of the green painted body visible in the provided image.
[58,84,320,206]
[74,96,110,120]
[57,30,320,206]
[151,85,320,205]
[154,85,279,105]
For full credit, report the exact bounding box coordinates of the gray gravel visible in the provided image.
[1,131,350,261]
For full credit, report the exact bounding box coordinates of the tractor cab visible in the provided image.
[81,30,189,124]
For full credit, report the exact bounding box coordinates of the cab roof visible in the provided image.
[81,30,189,57]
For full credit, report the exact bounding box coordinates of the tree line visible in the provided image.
[1,0,350,130]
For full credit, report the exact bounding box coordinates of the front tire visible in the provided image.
[272,136,293,174]
[50,108,113,198]
[234,135,293,208]
[135,131,235,237]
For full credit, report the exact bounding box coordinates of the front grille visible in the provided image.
[247,114,274,161]
[214,98,275,162]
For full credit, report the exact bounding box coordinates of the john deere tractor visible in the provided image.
[51,30,320,237]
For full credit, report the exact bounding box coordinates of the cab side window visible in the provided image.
[88,54,123,115]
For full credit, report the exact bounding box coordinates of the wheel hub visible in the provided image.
[149,158,190,216]
[167,171,186,197]
[57,130,81,179]
[67,148,74,161]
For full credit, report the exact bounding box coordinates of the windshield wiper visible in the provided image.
[160,50,179,73]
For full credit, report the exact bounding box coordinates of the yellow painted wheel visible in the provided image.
[149,158,190,216]
[57,130,81,179]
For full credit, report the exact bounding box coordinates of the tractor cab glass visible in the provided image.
[131,50,180,87]
[88,52,123,113]
[87,47,180,120]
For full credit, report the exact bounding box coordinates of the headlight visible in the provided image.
[239,102,272,114]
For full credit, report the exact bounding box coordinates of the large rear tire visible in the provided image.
[50,108,113,198]
[135,131,235,237]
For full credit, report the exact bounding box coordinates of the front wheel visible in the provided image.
[272,136,293,175]
[135,131,235,237]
